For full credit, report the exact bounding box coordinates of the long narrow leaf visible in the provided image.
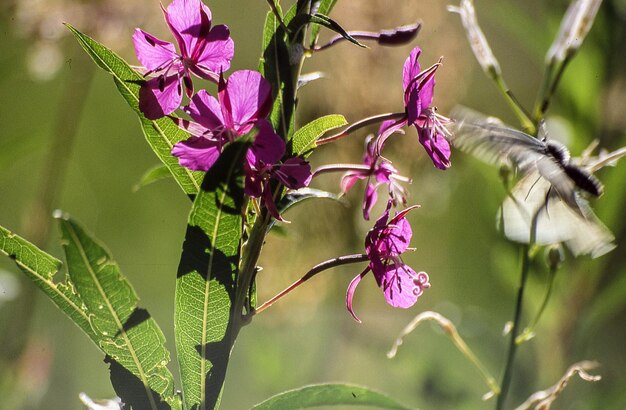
[175,142,246,410]
[66,24,202,196]
[0,224,94,341]
[310,0,339,44]
[58,215,179,410]
[251,383,413,410]
[290,114,347,157]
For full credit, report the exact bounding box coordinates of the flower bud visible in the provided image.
[545,244,565,271]
[448,0,501,79]
[545,0,602,64]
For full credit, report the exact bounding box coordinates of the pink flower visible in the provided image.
[172,70,273,172]
[341,135,410,220]
[346,201,430,322]
[245,121,312,220]
[379,47,452,170]
[133,0,234,119]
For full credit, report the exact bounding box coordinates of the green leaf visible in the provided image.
[309,0,339,45]
[290,14,366,49]
[175,142,246,410]
[0,224,94,342]
[268,188,347,232]
[290,114,347,157]
[259,6,299,140]
[251,383,414,410]
[133,164,172,192]
[66,24,203,196]
[57,214,179,410]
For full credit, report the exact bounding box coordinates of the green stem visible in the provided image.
[494,76,536,134]
[496,243,531,410]
[516,262,559,345]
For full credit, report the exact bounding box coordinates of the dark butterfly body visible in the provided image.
[449,111,615,257]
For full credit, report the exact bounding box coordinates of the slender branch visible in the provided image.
[317,112,406,145]
[493,76,535,134]
[516,260,559,345]
[388,311,500,398]
[254,254,369,314]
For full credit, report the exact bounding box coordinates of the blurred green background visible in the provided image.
[1,0,626,409]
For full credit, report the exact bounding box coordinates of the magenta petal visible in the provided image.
[377,119,407,154]
[248,120,285,165]
[418,127,451,170]
[194,25,235,74]
[221,70,273,133]
[172,136,221,171]
[133,29,177,72]
[164,0,212,57]
[184,90,225,131]
[244,168,264,197]
[402,47,422,91]
[139,75,183,119]
[380,264,430,308]
[277,158,312,189]
[340,173,364,193]
[363,183,378,221]
[346,268,370,323]
[419,76,435,112]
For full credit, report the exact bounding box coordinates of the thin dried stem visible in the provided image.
[388,311,500,398]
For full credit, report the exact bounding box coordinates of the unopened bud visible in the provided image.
[377,22,421,46]
[546,0,602,64]
[546,244,565,271]
[448,0,501,79]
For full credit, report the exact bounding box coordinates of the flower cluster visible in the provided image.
[347,201,431,322]
[134,0,311,217]
[133,0,449,320]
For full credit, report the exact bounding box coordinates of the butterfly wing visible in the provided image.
[450,110,583,216]
[499,171,615,258]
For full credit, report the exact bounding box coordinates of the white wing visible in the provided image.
[499,171,615,258]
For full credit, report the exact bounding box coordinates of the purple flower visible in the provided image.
[379,47,452,170]
[172,70,273,171]
[245,120,312,220]
[133,0,235,119]
[341,135,410,220]
[346,201,430,322]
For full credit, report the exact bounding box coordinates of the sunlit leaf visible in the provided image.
[58,214,179,410]
[290,114,347,157]
[133,164,172,192]
[0,224,93,341]
[66,24,202,196]
[175,142,246,410]
[251,383,413,410]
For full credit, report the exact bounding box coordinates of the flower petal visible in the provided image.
[193,25,235,76]
[276,158,312,189]
[379,264,430,308]
[221,70,273,134]
[340,172,365,193]
[402,47,422,91]
[247,120,285,166]
[133,29,177,72]
[417,127,452,170]
[171,136,221,171]
[184,90,225,131]
[363,182,378,221]
[377,118,407,154]
[164,0,212,58]
[139,75,183,119]
[346,267,370,323]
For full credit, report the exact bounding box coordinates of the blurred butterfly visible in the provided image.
[449,108,625,258]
